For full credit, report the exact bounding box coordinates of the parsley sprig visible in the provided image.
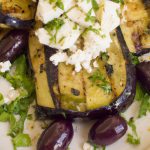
[89,70,112,94]
[135,83,150,118]
[44,18,64,43]
[0,55,35,150]
[127,117,140,145]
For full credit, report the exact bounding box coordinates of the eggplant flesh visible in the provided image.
[120,0,150,54]
[0,0,36,29]
[28,26,136,119]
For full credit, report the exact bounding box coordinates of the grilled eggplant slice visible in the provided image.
[29,26,136,119]
[0,0,36,29]
[120,0,150,54]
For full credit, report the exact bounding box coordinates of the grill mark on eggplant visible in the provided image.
[44,46,60,109]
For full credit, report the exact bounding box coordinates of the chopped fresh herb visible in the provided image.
[135,83,150,118]
[49,0,64,10]
[112,0,124,4]
[85,8,96,23]
[13,133,31,147]
[129,53,139,65]
[127,117,140,145]
[44,18,65,43]
[56,0,64,10]
[73,23,78,30]
[100,52,109,62]
[0,93,4,105]
[127,134,140,145]
[85,26,100,35]
[102,146,106,150]
[92,0,99,12]
[89,70,112,94]
[27,114,33,120]
[0,55,35,149]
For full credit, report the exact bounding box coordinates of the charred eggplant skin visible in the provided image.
[0,12,35,29]
[136,62,150,93]
[37,120,73,150]
[35,27,136,119]
[134,48,150,56]
[0,30,28,62]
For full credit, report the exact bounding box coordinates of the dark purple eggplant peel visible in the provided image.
[0,12,35,29]
[0,30,29,62]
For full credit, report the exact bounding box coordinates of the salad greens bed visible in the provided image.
[0,55,35,149]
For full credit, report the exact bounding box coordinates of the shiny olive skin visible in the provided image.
[37,120,74,150]
[89,115,127,146]
[0,30,28,62]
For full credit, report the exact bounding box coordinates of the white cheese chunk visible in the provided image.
[0,61,11,73]
[83,23,112,58]
[67,6,95,27]
[36,0,75,24]
[100,0,120,33]
[50,51,68,65]
[0,76,19,104]
[35,18,82,50]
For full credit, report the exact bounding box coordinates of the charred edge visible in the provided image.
[114,27,136,112]
[0,11,35,29]
[44,46,60,109]
[134,48,150,56]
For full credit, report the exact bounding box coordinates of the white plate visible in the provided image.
[0,101,150,150]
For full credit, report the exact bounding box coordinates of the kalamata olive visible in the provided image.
[136,61,150,93]
[37,120,73,150]
[0,30,28,62]
[88,115,127,146]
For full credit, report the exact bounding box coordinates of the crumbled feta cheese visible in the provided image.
[0,76,19,104]
[0,61,11,73]
[50,51,68,65]
[83,142,94,150]
[83,23,112,58]
[67,6,95,27]
[100,0,120,34]
[36,18,82,50]
[36,0,75,24]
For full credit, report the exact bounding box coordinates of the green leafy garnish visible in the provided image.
[84,26,100,35]
[0,93,4,105]
[100,52,109,62]
[89,70,112,94]
[127,117,140,145]
[44,18,65,43]
[13,133,31,147]
[85,8,96,23]
[56,0,64,10]
[0,55,35,149]
[112,0,124,4]
[135,83,150,118]
[49,0,64,10]
[129,53,139,65]
[92,0,99,12]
